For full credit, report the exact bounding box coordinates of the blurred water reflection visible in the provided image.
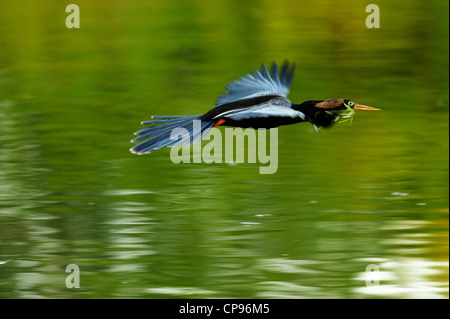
[0,0,448,298]
[355,258,449,298]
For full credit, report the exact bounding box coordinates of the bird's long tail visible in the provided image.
[130,115,216,154]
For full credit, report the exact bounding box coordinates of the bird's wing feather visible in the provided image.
[215,61,296,107]
[214,97,305,121]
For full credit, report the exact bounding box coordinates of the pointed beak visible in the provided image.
[354,104,380,111]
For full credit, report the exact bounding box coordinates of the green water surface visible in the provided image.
[0,0,448,298]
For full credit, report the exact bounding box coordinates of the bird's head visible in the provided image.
[300,99,380,130]
[315,99,379,112]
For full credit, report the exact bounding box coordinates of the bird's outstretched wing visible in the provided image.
[215,61,296,107]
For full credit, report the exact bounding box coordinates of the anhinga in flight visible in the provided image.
[130,61,379,154]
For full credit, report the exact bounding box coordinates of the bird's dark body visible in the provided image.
[217,116,304,129]
[200,95,280,117]
[130,61,378,154]
[200,95,306,129]
[198,96,275,125]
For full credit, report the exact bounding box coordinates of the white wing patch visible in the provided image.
[226,105,305,121]
[214,98,305,121]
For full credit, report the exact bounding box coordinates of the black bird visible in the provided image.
[130,62,379,154]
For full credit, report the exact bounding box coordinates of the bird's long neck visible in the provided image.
[292,100,321,117]
[293,100,338,128]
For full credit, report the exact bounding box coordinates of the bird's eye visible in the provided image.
[347,101,354,107]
